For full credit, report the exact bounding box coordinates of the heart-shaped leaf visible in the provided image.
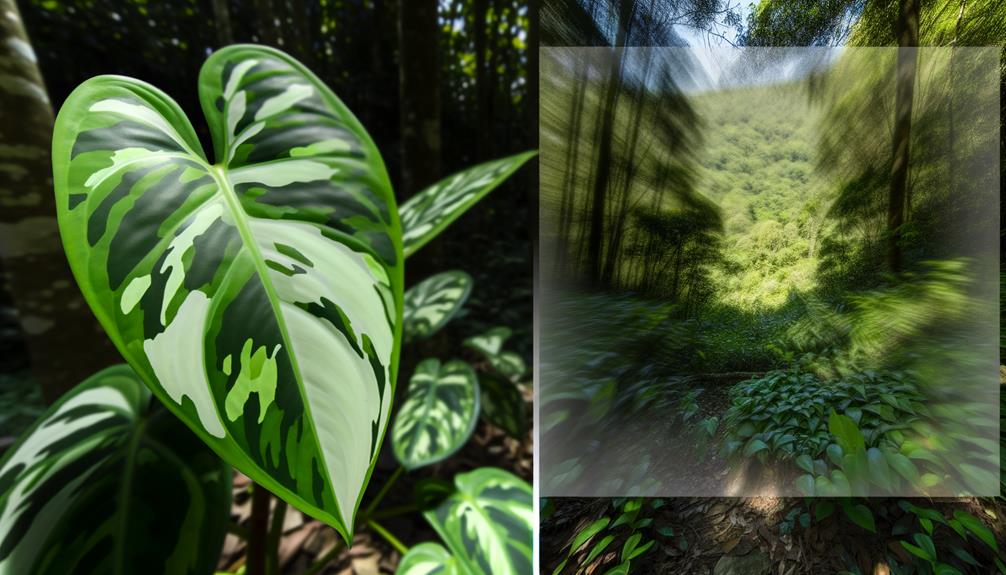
[464,327,526,381]
[402,271,472,341]
[392,359,479,469]
[423,467,532,575]
[841,500,876,533]
[396,542,461,575]
[0,365,231,574]
[399,151,536,258]
[52,45,403,540]
[478,372,528,439]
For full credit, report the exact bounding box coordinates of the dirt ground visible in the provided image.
[541,496,1006,574]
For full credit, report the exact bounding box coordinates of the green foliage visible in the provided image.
[391,359,480,470]
[723,369,924,468]
[396,542,461,575]
[422,467,532,575]
[477,371,528,439]
[402,271,473,342]
[0,365,231,574]
[53,44,402,540]
[399,151,537,258]
[551,498,661,575]
[464,326,527,382]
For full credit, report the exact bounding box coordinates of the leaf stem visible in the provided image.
[246,483,271,575]
[369,503,420,521]
[361,466,405,520]
[265,498,288,575]
[367,519,409,555]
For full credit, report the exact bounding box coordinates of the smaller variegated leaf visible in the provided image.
[464,327,527,381]
[403,271,472,341]
[424,467,532,575]
[0,365,231,575]
[478,372,527,439]
[392,359,480,469]
[399,151,537,258]
[395,542,462,575]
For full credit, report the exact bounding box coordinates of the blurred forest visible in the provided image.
[0,0,535,418]
[540,1,1006,574]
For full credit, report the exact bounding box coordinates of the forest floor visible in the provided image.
[217,410,533,574]
[541,496,1006,575]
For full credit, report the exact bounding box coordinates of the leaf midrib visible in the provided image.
[204,163,341,521]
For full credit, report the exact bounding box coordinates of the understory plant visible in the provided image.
[0,44,533,574]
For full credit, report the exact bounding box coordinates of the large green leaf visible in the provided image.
[0,365,231,574]
[424,467,532,575]
[399,151,536,258]
[464,327,527,381]
[52,44,403,540]
[478,372,528,439]
[392,359,480,469]
[395,542,462,575]
[402,271,472,341]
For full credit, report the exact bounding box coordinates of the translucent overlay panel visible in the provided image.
[538,47,1000,497]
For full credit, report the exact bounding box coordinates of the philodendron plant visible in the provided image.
[0,44,533,573]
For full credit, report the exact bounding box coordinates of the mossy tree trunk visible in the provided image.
[0,0,118,402]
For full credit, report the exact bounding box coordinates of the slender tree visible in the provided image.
[887,0,919,272]
[586,0,635,284]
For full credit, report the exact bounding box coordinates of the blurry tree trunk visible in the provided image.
[474,0,489,160]
[887,0,918,273]
[0,0,117,402]
[602,50,653,284]
[211,0,233,46]
[397,0,441,198]
[398,0,444,370]
[586,0,634,284]
[254,0,279,46]
[556,57,588,273]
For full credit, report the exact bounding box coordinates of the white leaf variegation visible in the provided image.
[402,271,472,341]
[399,151,536,258]
[423,467,532,575]
[392,359,480,469]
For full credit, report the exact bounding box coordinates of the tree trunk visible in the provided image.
[474,0,489,160]
[211,0,234,46]
[397,0,442,199]
[585,0,634,284]
[0,0,118,402]
[398,0,445,373]
[254,0,280,46]
[887,0,918,273]
[602,49,654,284]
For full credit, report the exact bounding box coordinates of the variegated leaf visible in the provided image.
[399,151,537,258]
[52,44,403,540]
[0,365,231,574]
[464,327,527,381]
[403,271,472,341]
[392,359,479,469]
[423,467,532,575]
[478,372,528,439]
[395,542,462,575]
